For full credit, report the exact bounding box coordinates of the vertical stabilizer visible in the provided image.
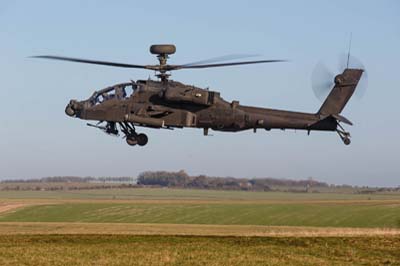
[318,69,363,115]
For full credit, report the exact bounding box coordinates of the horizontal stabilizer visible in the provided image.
[332,114,353,125]
[310,114,353,128]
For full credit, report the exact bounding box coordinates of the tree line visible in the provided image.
[137,170,329,191]
[1,176,134,183]
[3,172,398,192]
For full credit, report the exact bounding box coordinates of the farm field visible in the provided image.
[1,201,400,228]
[1,188,400,227]
[1,187,400,201]
[0,188,400,265]
[0,235,399,266]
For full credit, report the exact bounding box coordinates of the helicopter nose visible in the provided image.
[65,100,79,117]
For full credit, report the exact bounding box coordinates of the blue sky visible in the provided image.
[0,0,399,186]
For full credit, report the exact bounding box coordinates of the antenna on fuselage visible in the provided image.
[346,32,352,69]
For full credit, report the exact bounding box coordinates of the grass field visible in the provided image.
[1,188,400,200]
[0,235,399,266]
[1,188,400,227]
[1,188,400,265]
[1,201,400,228]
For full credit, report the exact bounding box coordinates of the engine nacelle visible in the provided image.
[163,85,213,106]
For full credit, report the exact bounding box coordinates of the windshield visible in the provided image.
[89,82,136,105]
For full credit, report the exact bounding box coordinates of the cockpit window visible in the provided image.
[89,82,136,105]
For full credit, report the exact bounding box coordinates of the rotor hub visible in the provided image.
[149,45,176,82]
[334,74,344,85]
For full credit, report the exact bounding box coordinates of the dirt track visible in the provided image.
[0,203,28,214]
[0,222,399,237]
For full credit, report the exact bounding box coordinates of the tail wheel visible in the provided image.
[137,134,148,146]
[336,123,351,146]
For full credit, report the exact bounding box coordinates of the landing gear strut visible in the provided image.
[87,121,149,146]
[336,123,351,145]
[119,122,148,146]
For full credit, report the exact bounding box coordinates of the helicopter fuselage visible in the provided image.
[36,44,363,146]
[67,78,337,141]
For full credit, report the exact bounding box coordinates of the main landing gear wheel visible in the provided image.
[126,136,138,146]
[137,133,148,146]
[119,122,149,147]
[126,133,148,146]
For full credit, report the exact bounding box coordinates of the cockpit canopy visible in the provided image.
[89,82,137,105]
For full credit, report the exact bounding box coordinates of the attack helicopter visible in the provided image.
[33,44,364,146]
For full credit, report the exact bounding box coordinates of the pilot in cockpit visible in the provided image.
[115,85,127,99]
[91,83,133,106]
[101,92,110,102]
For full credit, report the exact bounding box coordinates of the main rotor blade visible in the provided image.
[32,55,287,73]
[174,59,287,69]
[31,55,150,69]
[182,54,260,67]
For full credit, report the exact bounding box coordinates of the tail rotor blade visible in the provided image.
[338,54,368,99]
[356,69,368,99]
[311,61,334,101]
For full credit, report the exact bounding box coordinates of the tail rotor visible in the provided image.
[312,55,368,101]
